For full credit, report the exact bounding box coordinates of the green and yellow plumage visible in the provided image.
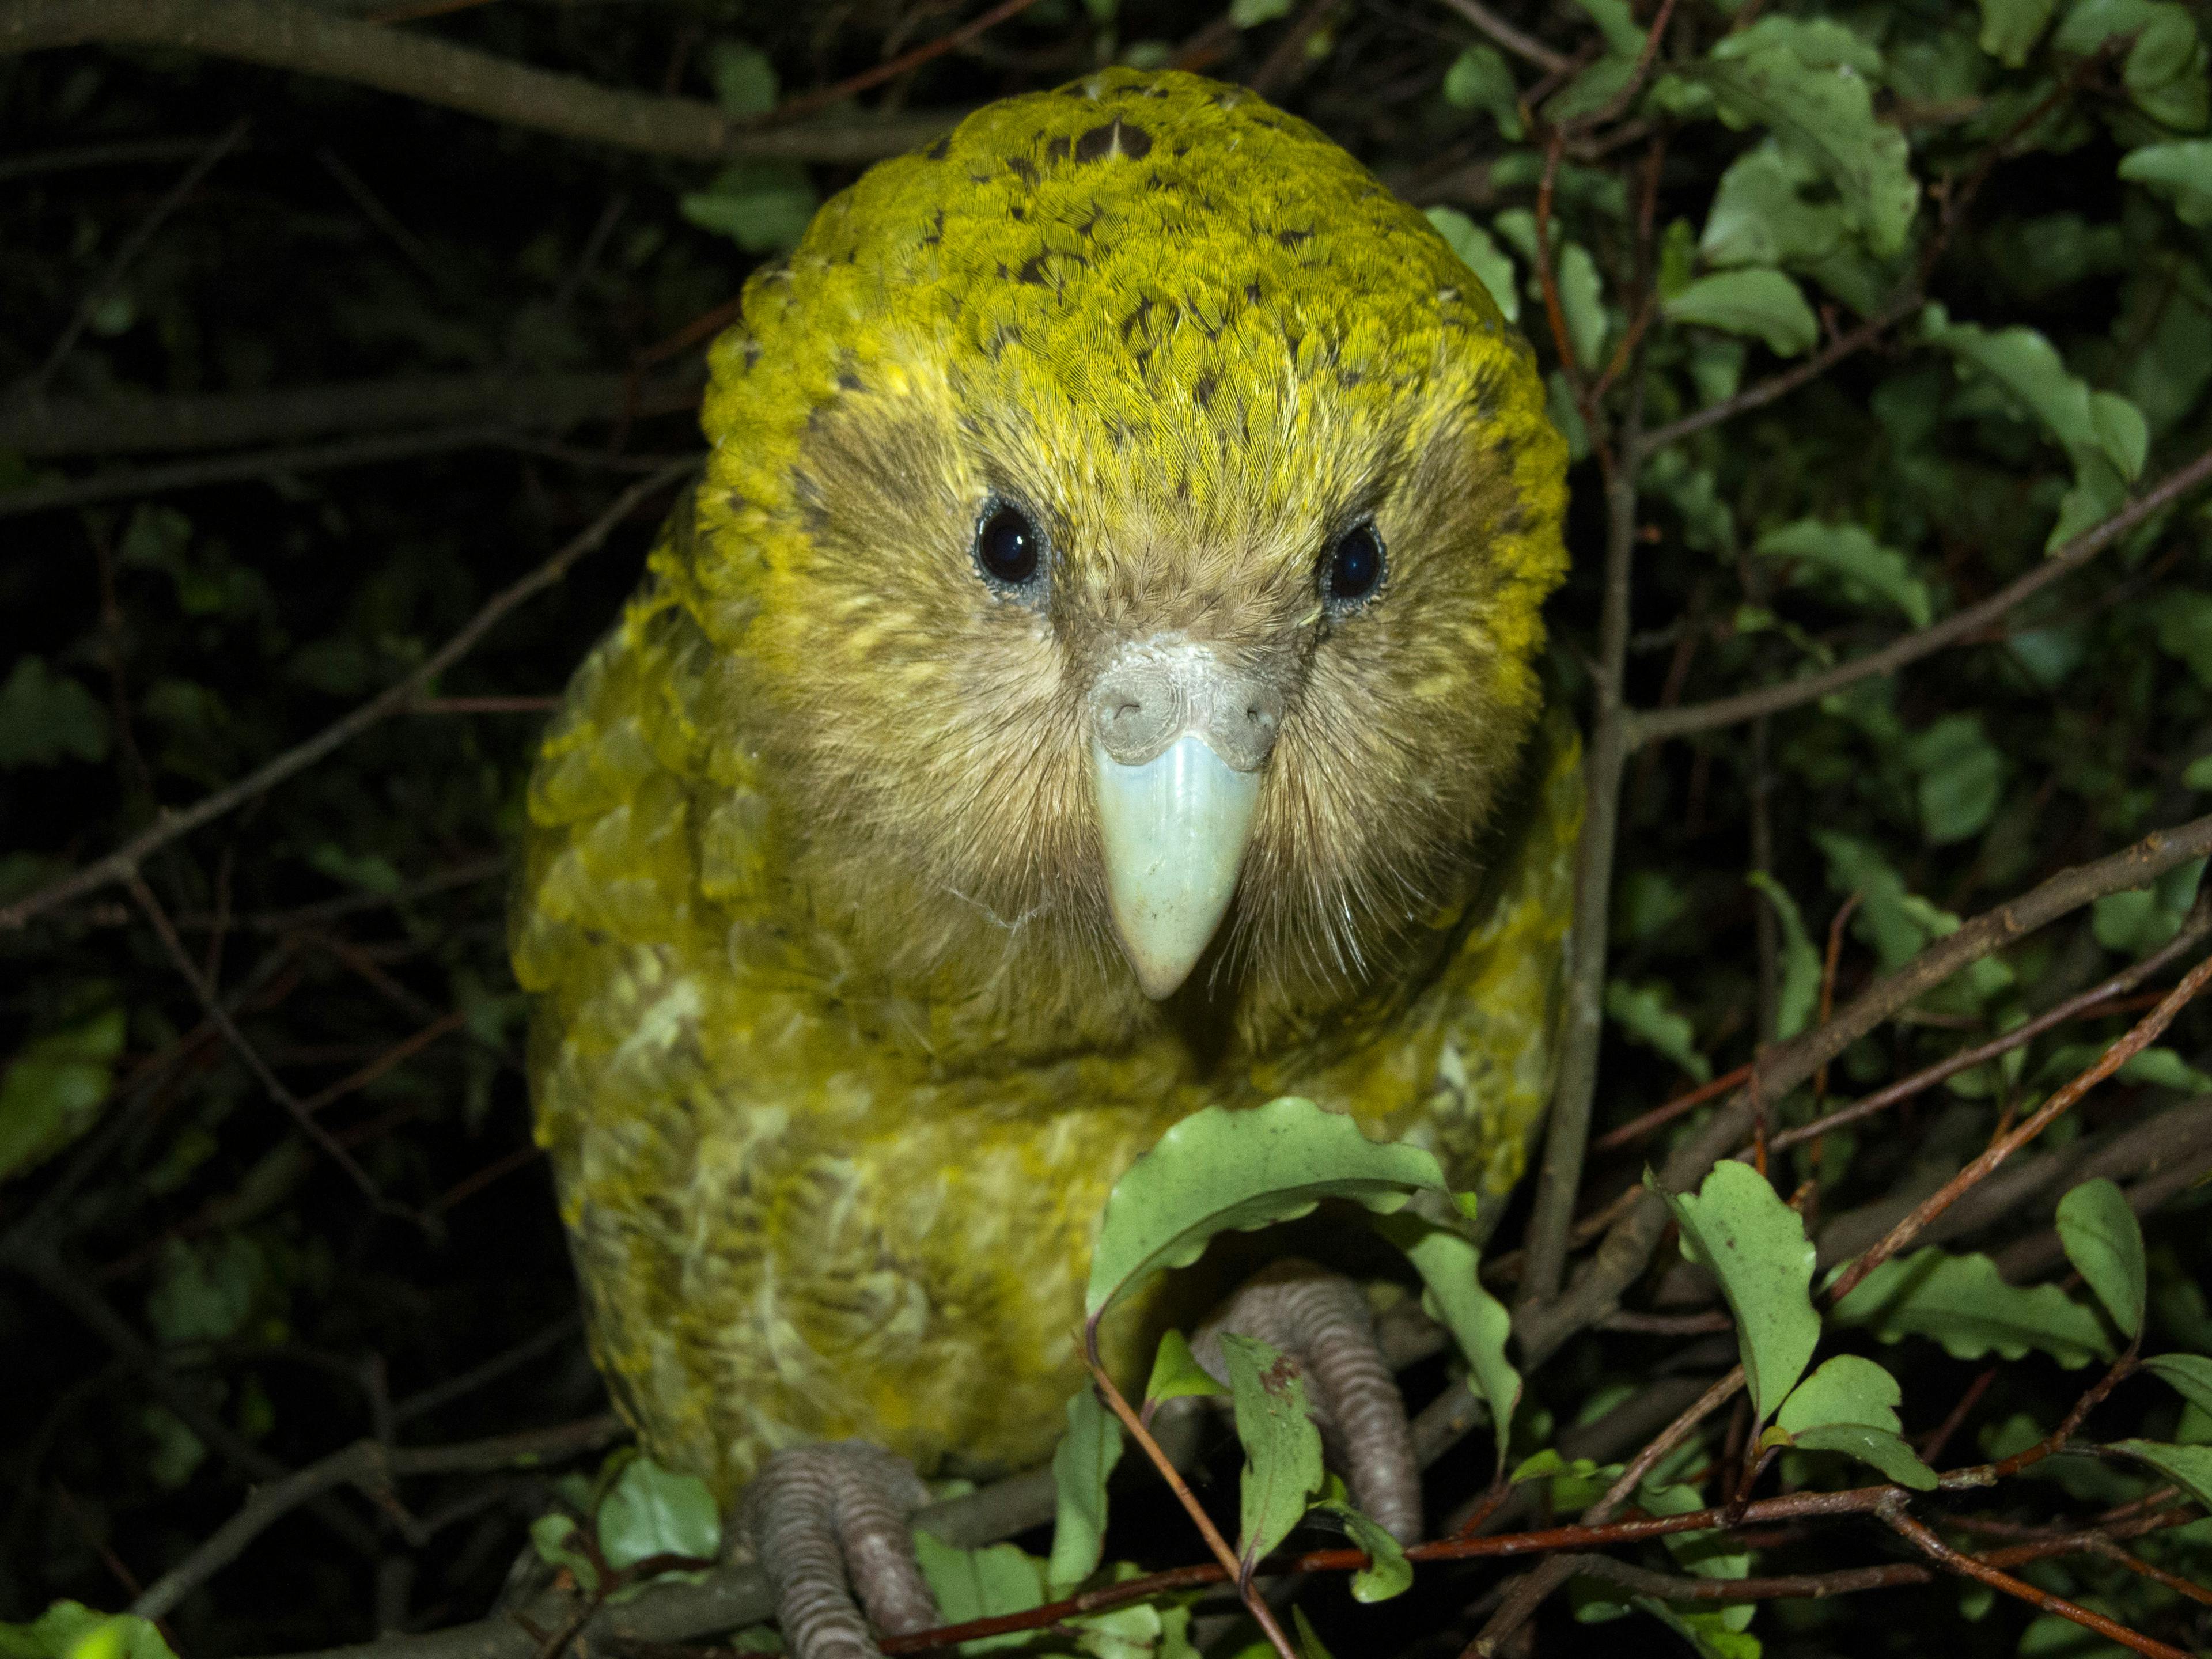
[512,70,1577,1505]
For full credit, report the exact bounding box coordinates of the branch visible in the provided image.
[1878,1497,2191,1659]
[1515,810,2212,1364]
[0,368,702,456]
[0,426,695,518]
[0,457,695,934]
[1434,0,1571,73]
[1825,945,2212,1304]
[1634,441,2212,746]
[129,1417,624,1622]
[0,0,960,162]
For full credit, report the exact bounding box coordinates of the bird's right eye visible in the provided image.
[975,501,1044,592]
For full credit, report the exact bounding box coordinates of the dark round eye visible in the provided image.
[975,502,1041,588]
[1324,522,1385,608]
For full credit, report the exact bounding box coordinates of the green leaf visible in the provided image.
[2055,1179,2146,1339]
[1371,1213,1520,1474]
[1660,1161,1820,1422]
[1755,520,1933,627]
[913,1533,1046,1654]
[1083,1098,1449,1328]
[1664,269,1820,356]
[2105,1440,2212,1512]
[2092,856,2205,953]
[1830,1247,2111,1366]
[1979,0,2058,66]
[2154,592,2212,687]
[1219,1333,1325,1578]
[1574,0,1647,56]
[0,1007,126,1185]
[1144,1329,1229,1408]
[595,1455,720,1573]
[528,1513,601,1596]
[0,1605,177,1659]
[1558,243,1607,369]
[1747,873,1822,1040]
[1904,714,2005,845]
[0,657,110,769]
[680,161,819,253]
[1424,208,1518,324]
[705,41,778,118]
[2120,141,2212,225]
[2142,1353,2212,1415]
[2183,755,2212,790]
[1787,1423,1940,1488]
[1921,304,2149,550]
[1696,18,1919,257]
[1442,46,1524,139]
[2057,0,2211,131]
[1048,1387,1123,1590]
[1229,0,1292,25]
[1700,141,1852,274]
[1604,979,1711,1082]
[146,1234,266,1347]
[1310,1478,1413,1602]
[1291,1607,1336,1659]
[1774,1354,1904,1437]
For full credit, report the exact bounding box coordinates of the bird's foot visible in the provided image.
[1194,1260,1422,1544]
[740,1440,939,1659]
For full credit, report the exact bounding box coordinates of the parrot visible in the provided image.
[510,66,1578,1657]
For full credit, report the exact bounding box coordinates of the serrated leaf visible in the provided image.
[1701,141,1851,271]
[1660,1161,1820,1422]
[1372,1213,1520,1474]
[1904,714,2005,845]
[1605,979,1711,1082]
[1442,45,1524,139]
[596,1455,719,1571]
[1979,0,2058,66]
[2059,0,2211,130]
[1747,873,1821,1040]
[1830,1247,2111,1366]
[2120,141,2212,226]
[1144,1329,1229,1408]
[1664,269,1820,356]
[1756,519,1933,627]
[1695,18,1919,257]
[1788,1423,1940,1488]
[1559,243,1607,369]
[2142,1354,2212,1415]
[1083,1098,1448,1328]
[1775,1354,1904,1437]
[1048,1386,1123,1590]
[0,657,110,770]
[1425,207,1518,324]
[2055,1179,2146,1339]
[1220,1334,1325,1580]
[2106,1440,2212,1512]
[913,1533,1046,1654]
[679,161,818,254]
[1312,1478,1412,1603]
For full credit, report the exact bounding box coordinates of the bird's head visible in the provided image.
[674,71,1568,1055]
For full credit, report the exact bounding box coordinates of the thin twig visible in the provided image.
[1434,0,1570,72]
[0,457,694,933]
[764,0,1041,127]
[127,874,387,1203]
[1826,946,2212,1304]
[1878,1496,2190,1659]
[26,118,248,393]
[1635,442,2212,745]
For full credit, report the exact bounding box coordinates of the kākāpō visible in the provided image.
[511,66,1577,1658]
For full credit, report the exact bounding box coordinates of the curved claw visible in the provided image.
[742,1441,938,1659]
[1194,1262,1423,1546]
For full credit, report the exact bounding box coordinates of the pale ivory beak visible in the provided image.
[1086,636,1283,1000]
[1092,732,1263,999]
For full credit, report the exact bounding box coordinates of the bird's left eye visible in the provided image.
[1322,522,1385,611]
[975,501,1045,593]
